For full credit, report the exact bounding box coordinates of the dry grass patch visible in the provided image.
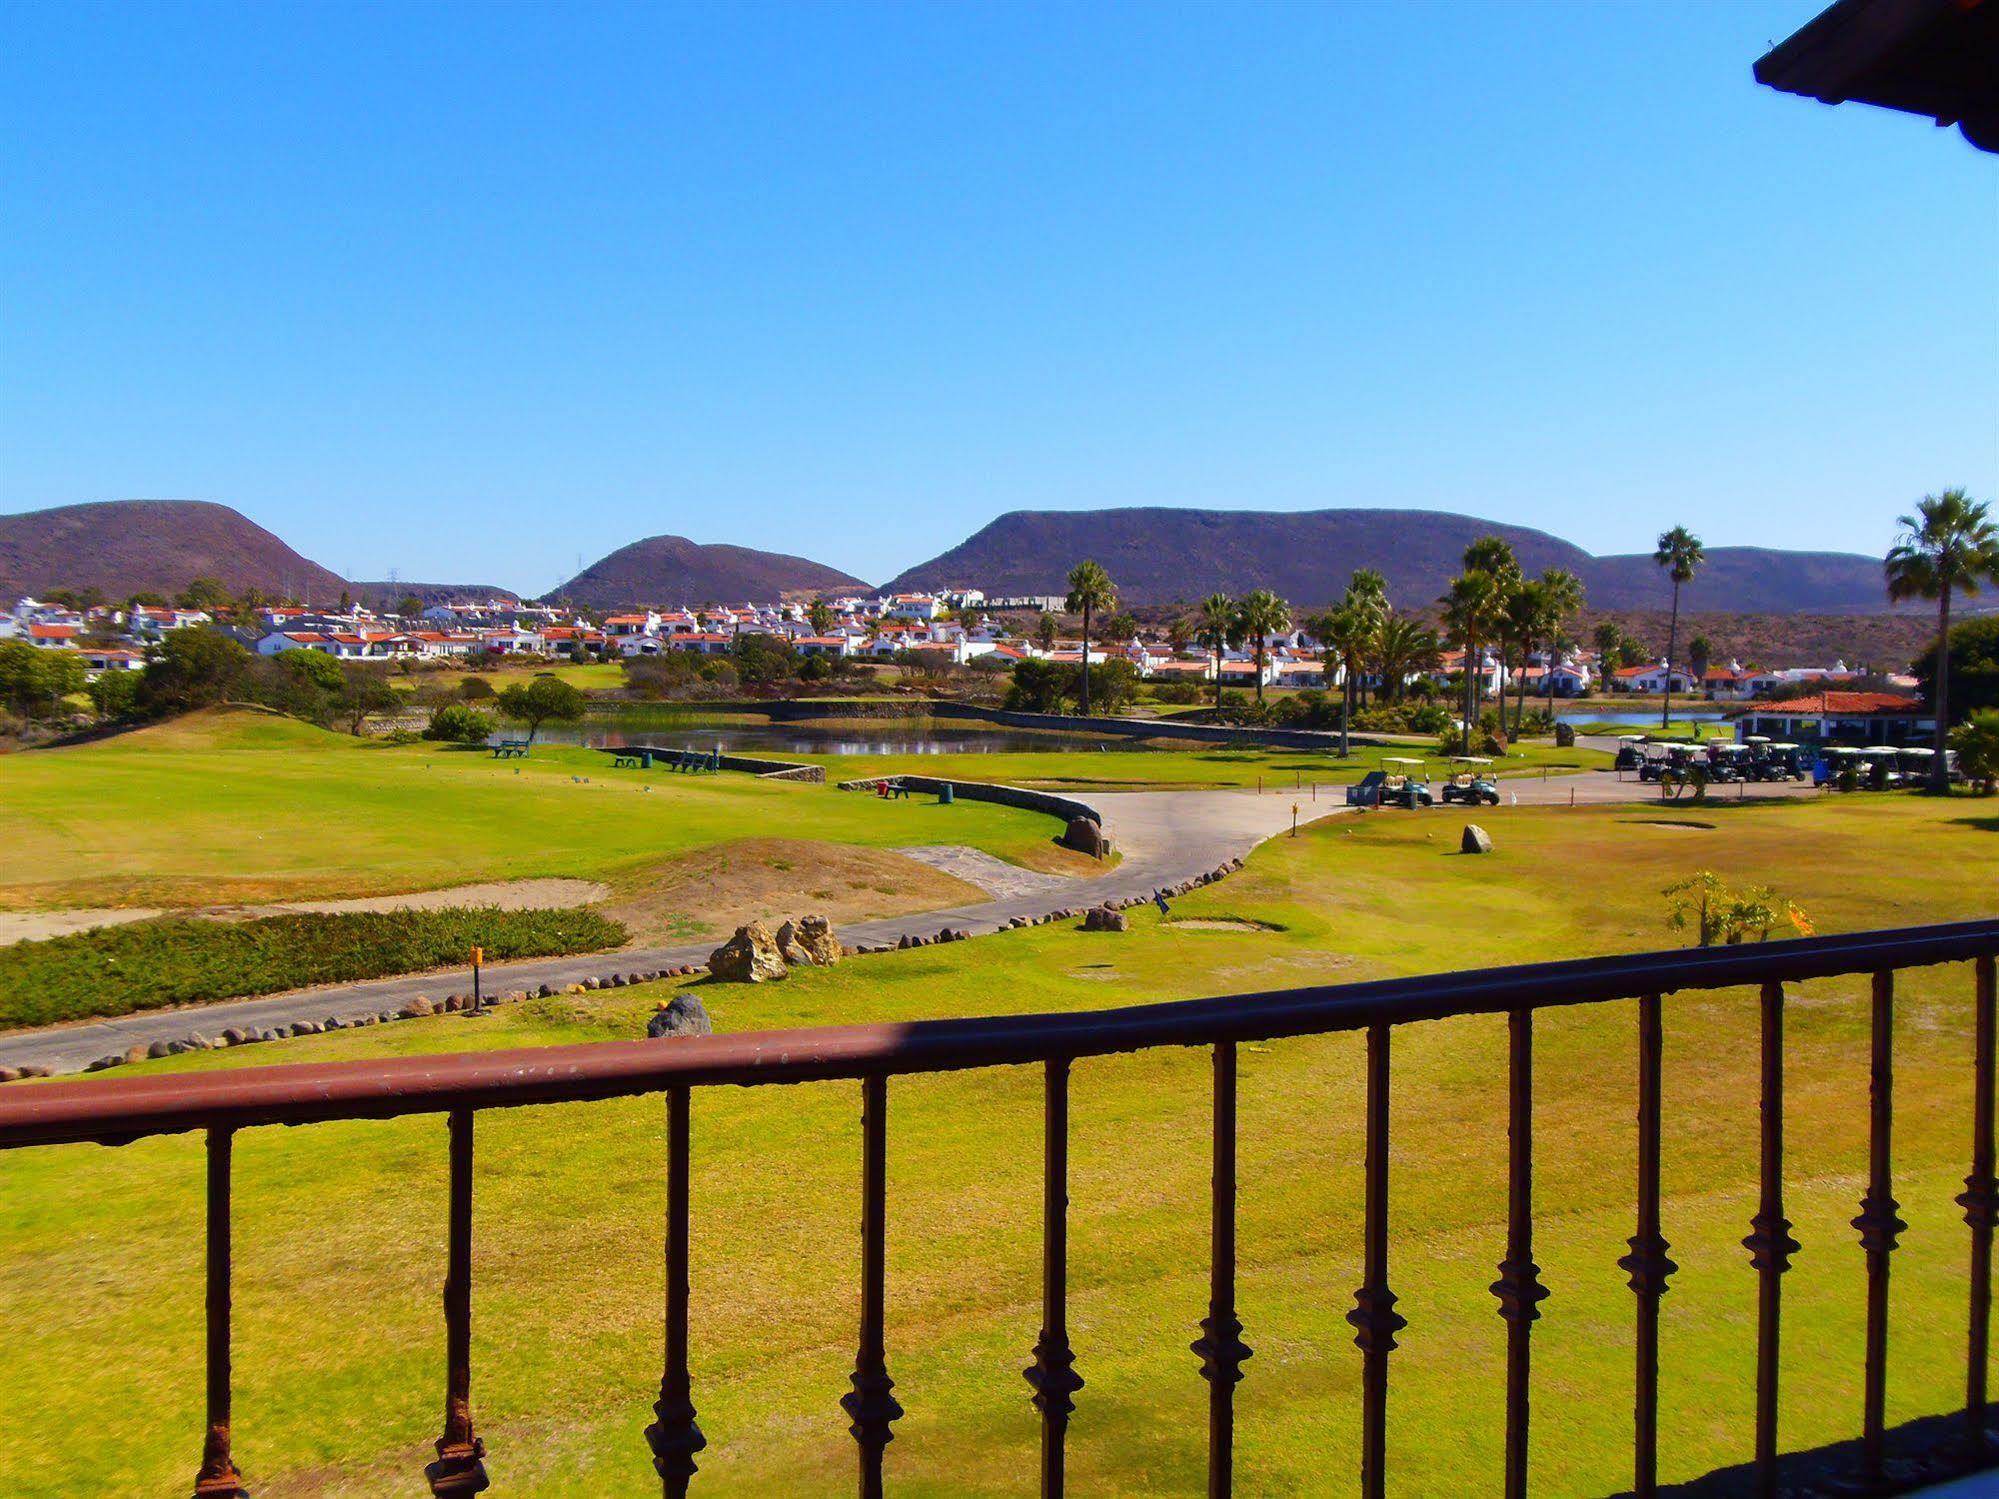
[598,838,988,943]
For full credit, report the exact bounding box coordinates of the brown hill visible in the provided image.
[353,581,520,609]
[880,507,1894,613]
[0,500,348,603]
[552,535,869,609]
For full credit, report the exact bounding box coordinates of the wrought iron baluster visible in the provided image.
[1852,972,1905,1487]
[647,1087,705,1497]
[427,1109,489,1497]
[192,1127,249,1499]
[1192,1041,1251,1499]
[1025,1058,1084,1498]
[1742,982,1798,1499]
[1492,1008,1547,1499]
[1620,995,1675,1499]
[1963,954,1999,1457]
[1349,1022,1405,1499]
[842,1075,901,1499]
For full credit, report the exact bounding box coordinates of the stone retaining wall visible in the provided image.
[836,773,1100,827]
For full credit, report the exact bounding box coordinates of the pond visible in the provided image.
[1555,709,1732,728]
[522,721,1130,757]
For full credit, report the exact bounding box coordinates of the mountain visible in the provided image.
[879,507,1893,614]
[0,500,348,603]
[552,535,868,608]
[353,581,520,609]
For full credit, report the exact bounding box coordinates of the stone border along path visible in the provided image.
[0,769,1822,1078]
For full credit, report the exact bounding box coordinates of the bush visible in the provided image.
[1150,681,1203,705]
[425,704,495,744]
[0,906,629,1028]
[1005,659,1078,713]
[1951,709,1999,794]
[459,675,496,701]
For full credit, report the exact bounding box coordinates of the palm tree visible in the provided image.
[1653,526,1704,730]
[1234,589,1291,707]
[807,598,836,636]
[1687,633,1713,691]
[1502,579,1548,737]
[1342,570,1389,707]
[1065,560,1117,715]
[1442,569,1505,754]
[1197,592,1238,713]
[1885,488,1999,791]
[1537,568,1585,721]
[1374,612,1438,702]
[1445,537,1519,752]
[1318,604,1373,757]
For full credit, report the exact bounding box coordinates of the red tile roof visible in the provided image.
[1756,692,1923,715]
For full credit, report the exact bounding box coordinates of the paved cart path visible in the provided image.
[0,770,1820,1076]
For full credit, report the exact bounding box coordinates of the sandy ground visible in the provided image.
[0,878,612,947]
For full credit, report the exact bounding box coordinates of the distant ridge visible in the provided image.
[0,500,348,603]
[879,507,1895,613]
[553,534,868,608]
[353,581,520,608]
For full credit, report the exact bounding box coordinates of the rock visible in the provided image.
[402,996,436,1018]
[566,983,588,995]
[777,915,843,966]
[707,920,788,983]
[1082,905,1129,933]
[293,1020,323,1035]
[17,1064,51,1079]
[897,934,913,950]
[583,977,601,991]
[0,1067,20,1084]
[87,1054,123,1072]
[377,1010,397,1024]
[538,983,556,998]
[646,994,714,1039]
[1061,815,1110,858]
[134,1043,161,1062]
[1461,823,1494,855]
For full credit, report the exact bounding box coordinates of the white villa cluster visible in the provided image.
[1,590,1910,703]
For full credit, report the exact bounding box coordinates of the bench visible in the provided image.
[491,740,531,759]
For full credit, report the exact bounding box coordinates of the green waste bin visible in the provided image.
[938,783,955,805]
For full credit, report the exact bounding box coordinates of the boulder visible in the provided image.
[777,915,843,967]
[646,994,714,1039]
[1082,905,1129,933]
[402,996,436,1018]
[1061,816,1111,859]
[1461,823,1494,855]
[16,1064,51,1079]
[708,921,788,983]
[1555,722,1576,748]
[128,1044,154,1064]
[0,1066,21,1084]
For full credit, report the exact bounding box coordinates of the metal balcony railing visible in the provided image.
[3,920,1998,1497]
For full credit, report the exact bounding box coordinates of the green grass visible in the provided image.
[0,709,1078,910]
[1566,717,1737,742]
[793,739,1608,791]
[0,906,627,1028]
[5,794,1997,1494]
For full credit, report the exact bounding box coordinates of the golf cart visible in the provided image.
[1704,743,1752,784]
[1747,739,1807,782]
[1614,735,1648,773]
[1346,758,1434,809]
[1439,757,1501,806]
[1637,743,1697,783]
[1898,746,1938,786]
[1859,747,1903,790]
[1817,745,1864,789]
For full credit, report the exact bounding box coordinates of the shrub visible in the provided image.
[0,906,629,1028]
[425,704,495,744]
[459,675,496,701]
[1951,709,1999,794]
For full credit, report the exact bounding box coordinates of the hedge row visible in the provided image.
[0,906,628,1028]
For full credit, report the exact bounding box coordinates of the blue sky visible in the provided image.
[2,1,1993,596]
